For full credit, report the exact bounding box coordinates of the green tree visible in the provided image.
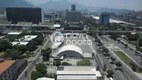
[115,62,122,67]
[126,33,139,41]
[0,40,12,52]
[35,63,47,75]
[103,48,109,53]
[42,48,52,61]
[110,57,116,61]
[14,45,27,53]
[106,70,114,78]
[27,40,38,52]
[34,34,44,45]
[5,49,20,60]
[77,59,92,66]
[31,71,44,80]
[54,60,61,66]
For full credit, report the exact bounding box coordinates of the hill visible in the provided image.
[39,0,89,10]
[0,0,33,8]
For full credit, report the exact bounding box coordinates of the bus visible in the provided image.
[109,77,113,80]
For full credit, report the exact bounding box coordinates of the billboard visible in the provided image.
[6,7,42,24]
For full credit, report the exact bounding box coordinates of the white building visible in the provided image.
[12,35,37,46]
[53,24,61,28]
[7,32,22,35]
[37,77,54,80]
[56,66,102,80]
[52,44,93,59]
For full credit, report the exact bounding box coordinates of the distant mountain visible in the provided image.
[39,0,89,10]
[97,8,135,14]
[39,0,134,14]
[0,0,34,8]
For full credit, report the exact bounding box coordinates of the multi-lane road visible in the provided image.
[99,35,141,80]
[103,35,142,68]
[91,36,129,80]
[1,28,142,34]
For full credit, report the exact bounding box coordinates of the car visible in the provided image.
[135,53,138,56]
[110,61,115,64]
[115,67,122,71]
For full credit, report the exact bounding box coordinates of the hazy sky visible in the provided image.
[27,0,142,10]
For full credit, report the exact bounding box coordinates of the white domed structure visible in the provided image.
[57,45,83,58]
[36,77,54,80]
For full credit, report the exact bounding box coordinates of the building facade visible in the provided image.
[0,59,28,80]
[71,4,76,11]
[6,7,43,24]
[0,59,16,80]
[100,12,110,25]
[66,11,81,22]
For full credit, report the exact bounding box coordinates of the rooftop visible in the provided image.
[12,35,37,46]
[56,66,102,80]
[53,24,61,28]
[12,42,29,46]
[57,76,97,80]
[23,35,37,41]
[0,59,15,74]
[36,77,54,80]
[7,32,22,35]
[58,45,83,56]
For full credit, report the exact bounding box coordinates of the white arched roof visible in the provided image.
[36,77,54,80]
[58,45,83,56]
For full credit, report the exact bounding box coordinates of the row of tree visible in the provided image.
[31,63,47,80]
[41,48,52,61]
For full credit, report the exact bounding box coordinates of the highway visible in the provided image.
[103,35,142,68]
[99,35,141,80]
[91,37,128,80]
[1,29,142,34]
[17,37,49,80]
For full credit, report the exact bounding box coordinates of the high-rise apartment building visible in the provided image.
[100,12,110,25]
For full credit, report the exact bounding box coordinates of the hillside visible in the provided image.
[0,0,34,8]
[39,0,89,10]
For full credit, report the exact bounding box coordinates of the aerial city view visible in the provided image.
[0,0,142,80]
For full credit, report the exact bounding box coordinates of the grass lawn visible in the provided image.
[114,51,131,64]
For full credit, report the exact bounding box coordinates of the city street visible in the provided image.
[17,36,49,80]
[99,35,141,80]
[103,35,142,68]
[90,36,128,80]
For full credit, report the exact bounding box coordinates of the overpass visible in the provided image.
[1,29,141,35]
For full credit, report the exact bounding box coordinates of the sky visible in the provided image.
[27,0,142,10]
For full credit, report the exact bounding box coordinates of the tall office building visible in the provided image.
[66,11,81,22]
[6,7,43,24]
[100,12,110,25]
[66,5,81,22]
[71,4,76,11]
